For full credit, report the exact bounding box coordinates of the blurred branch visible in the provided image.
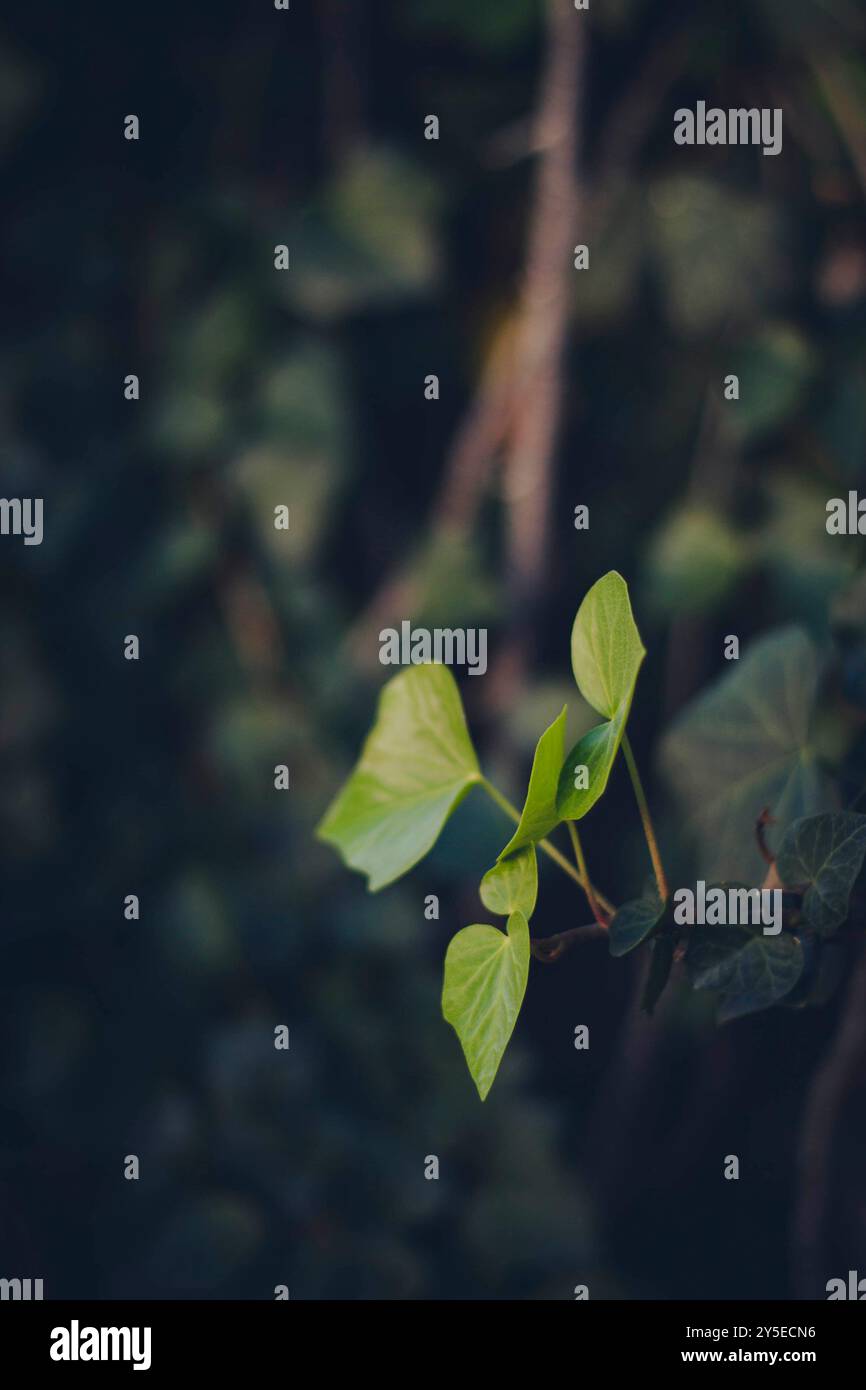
[349,11,690,684]
[591,27,691,195]
[496,0,583,695]
[348,3,584,682]
[346,337,517,667]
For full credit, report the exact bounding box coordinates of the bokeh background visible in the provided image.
[2,0,866,1299]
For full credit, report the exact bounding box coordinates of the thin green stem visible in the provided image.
[567,821,608,927]
[479,777,614,919]
[478,776,520,825]
[621,733,669,901]
[479,778,584,887]
[566,820,589,882]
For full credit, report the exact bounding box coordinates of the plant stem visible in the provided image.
[479,776,613,914]
[530,924,607,962]
[621,733,669,901]
[480,778,582,886]
[567,822,608,927]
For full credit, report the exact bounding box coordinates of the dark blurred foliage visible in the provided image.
[1,0,865,1299]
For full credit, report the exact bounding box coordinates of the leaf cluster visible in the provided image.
[318,574,866,1098]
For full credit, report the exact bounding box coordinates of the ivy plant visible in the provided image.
[317,572,866,1100]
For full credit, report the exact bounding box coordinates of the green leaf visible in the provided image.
[776,812,866,935]
[782,939,845,1010]
[642,937,676,1015]
[557,573,645,821]
[644,505,749,617]
[480,845,538,919]
[498,706,567,857]
[728,324,814,444]
[556,711,624,820]
[647,176,781,336]
[660,627,836,883]
[571,571,646,720]
[685,927,804,1023]
[316,664,481,891]
[442,910,530,1101]
[609,889,665,957]
[284,148,441,320]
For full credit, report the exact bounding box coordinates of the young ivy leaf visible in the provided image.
[776,812,866,935]
[557,717,624,820]
[570,570,647,720]
[316,664,481,891]
[442,910,530,1101]
[609,888,665,957]
[480,845,538,919]
[498,706,567,857]
[557,572,645,820]
[685,926,804,1023]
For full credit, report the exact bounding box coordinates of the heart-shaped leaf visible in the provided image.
[557,573,645,820]
[776,812,866,935]
[570,570,646,720]
[316,664,481,891]
[685,926,804,1022]
[498,706,567,857]
[660,627,835,883]
[442,910,530,1101]
[609,888,665,957]
[480,845,538,918]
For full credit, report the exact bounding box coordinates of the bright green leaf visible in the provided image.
[316,664,480,891]
[442,910,530,1101]
[660,627,836,883]
[556,573,645,821]
[480,845,538,919]
[556,710,624,820]
[609,889,665,957]
[570,571,646,720]
[686,926,804,1023]
[498,706,567,857]
[776,812,866,935]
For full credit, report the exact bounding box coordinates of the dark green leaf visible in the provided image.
[776,811,866,935]
[660,627,835,882]
[609,889,665,957]
[686,927,804,1022]
[782,939,846,1010]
